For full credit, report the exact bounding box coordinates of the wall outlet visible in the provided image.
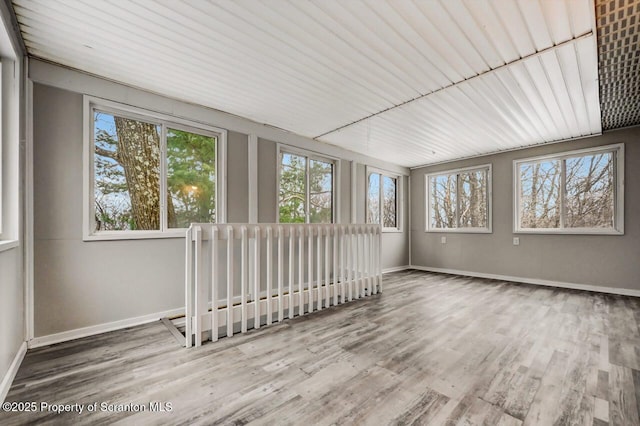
[513,237,520,246]
[441,236,447,244]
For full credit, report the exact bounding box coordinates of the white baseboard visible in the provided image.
[410,265,640,298]
[0,341,27,404]
[28,307,185,349]
[382,265,411,274]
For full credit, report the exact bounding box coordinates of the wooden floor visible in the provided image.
[3,270,640,425]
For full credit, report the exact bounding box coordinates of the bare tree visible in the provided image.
[519,153,613,229]
[382,176,397,228]
[520,161,560,228]
[565,153,613,228]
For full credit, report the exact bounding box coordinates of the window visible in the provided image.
[0,56,21,249]
[0,61,3,239]
[278,147,335,223]
[426,165,491,232]
[367,168,401,231]
[514,144,624,234]
[86,98,226,239]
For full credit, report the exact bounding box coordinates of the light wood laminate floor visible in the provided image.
[3,270,640,425]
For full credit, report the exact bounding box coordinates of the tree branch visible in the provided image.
[95,146,119,162]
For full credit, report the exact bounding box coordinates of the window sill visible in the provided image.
[83,230,186,241]
[514,228,624,236]
[425,228,492,234]
[382,228,403,233]
[0,240,20,253]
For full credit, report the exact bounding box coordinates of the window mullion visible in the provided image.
[159,124,167,232]
[304,157,311,223]
[379,175,382,227]
[331,163,335,224]
[456,173,461,228]
[396,177,400,230]
[560,159,566,229]
[89,107,97,233]
[484,169,489,229]
[515,164,521,230]
[613,152,618,230]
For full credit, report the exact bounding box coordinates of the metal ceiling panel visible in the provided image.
[12,0,603,167]
[596,0,640,130]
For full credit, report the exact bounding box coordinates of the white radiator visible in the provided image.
[185,224,382,347]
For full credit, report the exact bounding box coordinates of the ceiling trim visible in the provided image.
[0,0,25,56]
[316,30,594,141]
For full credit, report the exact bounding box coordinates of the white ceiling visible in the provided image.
[12,0,601,167]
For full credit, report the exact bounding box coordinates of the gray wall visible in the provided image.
[227,131,249,223]
[33,85,186,336]
[0,247,23,389]
[411,127,640,291]
[32,77,410,337]
[257,138,278,223]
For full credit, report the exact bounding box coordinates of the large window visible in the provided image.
[426,165,491,232]
[514,144,624,234]
[367,168,401,231]
[86,98,226,239]
[278,147,335,223]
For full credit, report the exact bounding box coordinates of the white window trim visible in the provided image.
[276,143,340,224]
[0,58,4,241]
[513,143,624,235]
[366,166,403,232]
[425,164,493,233]
[0,56,21,248]
[83,96,227,241]
[0,239,19,253]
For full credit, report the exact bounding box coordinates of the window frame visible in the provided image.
[276,144,339,224]
[513,143,624,235]
[83,96,227,241]
[0,56,21,252]
[0,59,3,241]
[366,166,403,232]
[425,164,492,233]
